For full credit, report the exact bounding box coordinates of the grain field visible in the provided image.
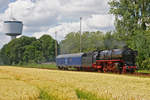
[0,66,150,100]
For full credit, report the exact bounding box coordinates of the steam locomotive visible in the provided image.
[56,47,137,73]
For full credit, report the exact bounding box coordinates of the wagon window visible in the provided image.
[65,58,68,64]
[69,58,72,63]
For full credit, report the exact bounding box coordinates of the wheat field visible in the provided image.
[0,66,150,100]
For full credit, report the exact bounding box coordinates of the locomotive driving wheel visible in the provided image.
[97,68,103,72]
[103,67,107,73]
[112,63,120,73]
[101,63,107,73]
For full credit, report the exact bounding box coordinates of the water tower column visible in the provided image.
[11,36,16,40]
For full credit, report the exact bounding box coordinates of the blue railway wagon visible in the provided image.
[56,53,84,68]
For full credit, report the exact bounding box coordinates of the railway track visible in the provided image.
[130,72,150,77]
[33,67,150,77]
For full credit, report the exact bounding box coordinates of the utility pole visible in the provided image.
[80,17,82,53]
[55,31,57,57]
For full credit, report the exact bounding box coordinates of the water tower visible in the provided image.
[3,21,23,40]
[3,0,23,40]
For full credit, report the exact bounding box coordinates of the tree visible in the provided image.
[60,32,81,54]
[82,31,104,52]
[60,31,122,54]
[0,50,3,65]
[0,35,57,65]
[0,36,37,65]
[128,31,150,69]
[39,35,56,62]
[109,0,150,69]
[103,32,126,49]
[109,0,150,40]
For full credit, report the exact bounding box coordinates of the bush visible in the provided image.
[141,58,150,70]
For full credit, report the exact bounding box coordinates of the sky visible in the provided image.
[0,0,115,48]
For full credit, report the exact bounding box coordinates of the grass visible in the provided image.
[76,89,109,100]
[0,66,150,100]
[13,64,150,74]
[136,70,150,73]
[15,63,57,69]
[38,89,59,100]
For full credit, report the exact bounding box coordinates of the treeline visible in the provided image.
[60,31,150,70]
[0,57,3,65]
[0,35,58,65]
[60,31,125,54]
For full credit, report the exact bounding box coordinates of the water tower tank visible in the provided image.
[3,21,23,40]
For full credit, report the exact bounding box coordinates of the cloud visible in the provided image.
[0,33,10,48]
[86,15,114,29]
[33,14,115,41]
[0,19,10,48]
[3,0,111,32]
[0,0,115,48]
[0,0,9,13]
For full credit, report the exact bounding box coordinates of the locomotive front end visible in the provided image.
[122,48,137,73]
